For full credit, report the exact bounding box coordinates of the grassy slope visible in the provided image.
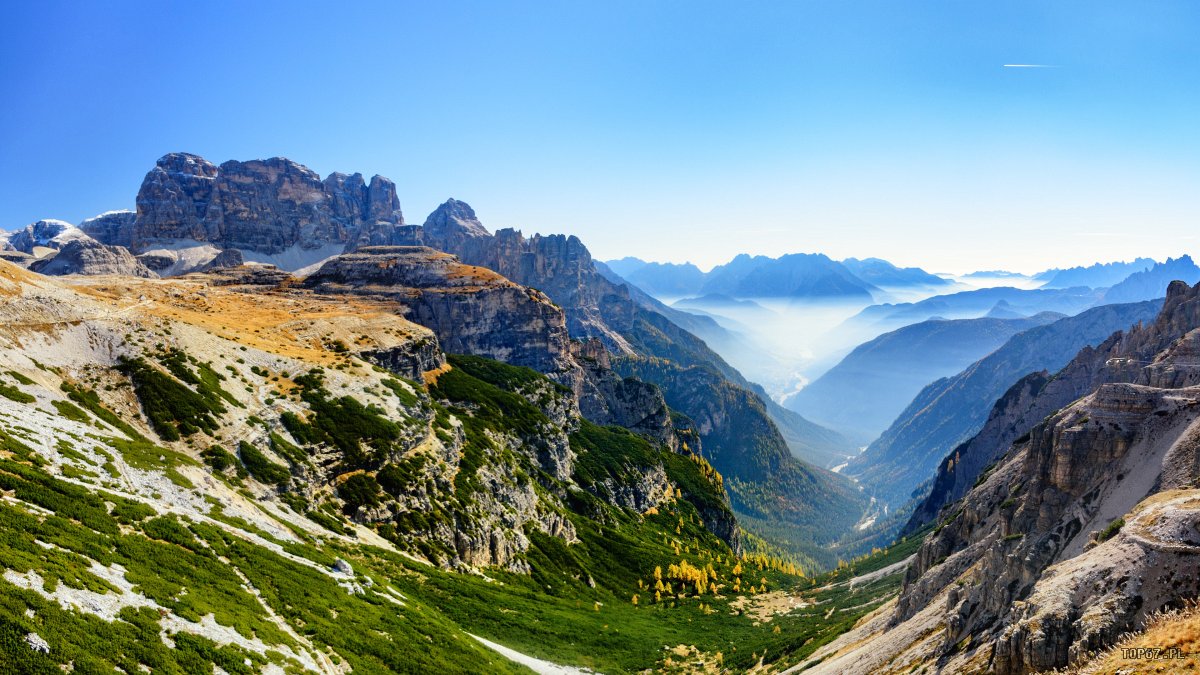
[0,347,916,673]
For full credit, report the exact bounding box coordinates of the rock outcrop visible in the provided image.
[0,250,33,266]
[572,338,677,450]
[198,247,245,272]
[302,246,687,452]
[304,246,578,380]
[359,335,444,381]
[89,153,405,259]
[29,239,157,278]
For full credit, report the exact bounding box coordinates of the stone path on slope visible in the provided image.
[469,634,594,674]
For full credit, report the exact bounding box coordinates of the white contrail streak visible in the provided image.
[1003,64,1058,68]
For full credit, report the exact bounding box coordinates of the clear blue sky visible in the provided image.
[2,1,1198,273]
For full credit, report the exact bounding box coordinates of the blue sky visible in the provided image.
[2,1,1198,273]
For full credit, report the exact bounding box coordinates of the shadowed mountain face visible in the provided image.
[802,281,1200,675]
[851,299,1162,512]
[787,314,1062,444]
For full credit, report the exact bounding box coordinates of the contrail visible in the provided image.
[1003,64,1058,68]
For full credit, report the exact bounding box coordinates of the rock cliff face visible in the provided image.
[905,370,1051,531]
[90,153,404,257]
[28,239,158,278]
[304,246,577,380]
[571,338,677,450]
[78,210,136,249]
[302,246,686,452]
[801,280,1200,675]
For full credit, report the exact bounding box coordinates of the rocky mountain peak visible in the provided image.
[87,153,407,260]
[1162,277,1199,314]
[367,175,403,224]
[5,219,89,254]
[154,151,219,178]
[423,198,489,239]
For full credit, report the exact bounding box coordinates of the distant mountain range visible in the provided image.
[673,293,774,318]
[1099,255,1200,303]
[699,253,880,299]
[604,257,707,297]
[604,253,952,301]
[1034,257,1155,289]
[785,313,1063,444]
[832,285,1106,349]
[849,299,1163,509]
[840,257,952,288]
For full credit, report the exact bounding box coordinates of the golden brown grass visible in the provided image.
[0,259,43,295]
[1048,600,1200,674]
[71,277,426,365]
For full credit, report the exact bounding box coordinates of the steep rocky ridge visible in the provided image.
[798,280,1200,674]
[302,246,682,453]
[906,290,1197,533]
[857,300,1161,513]
[791,314,1062,444]
[386,199,867,563]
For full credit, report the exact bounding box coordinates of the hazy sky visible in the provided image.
[2,1,1198,274]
